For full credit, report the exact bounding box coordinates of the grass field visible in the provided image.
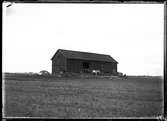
[3,73,163,118]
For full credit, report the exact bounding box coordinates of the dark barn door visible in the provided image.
[82,62,90,73]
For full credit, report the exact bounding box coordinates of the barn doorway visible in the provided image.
[82,62,90,73]
[83,62,89,69]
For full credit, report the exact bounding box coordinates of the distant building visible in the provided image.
[51,49,118,75]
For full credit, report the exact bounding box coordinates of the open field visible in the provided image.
[3,73,163,118]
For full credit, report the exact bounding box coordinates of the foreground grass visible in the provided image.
[4,75,163,118]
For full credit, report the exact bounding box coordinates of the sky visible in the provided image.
[3,3,164,76]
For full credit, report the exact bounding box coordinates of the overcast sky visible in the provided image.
[3,3,163,76]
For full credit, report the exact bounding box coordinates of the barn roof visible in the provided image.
[51,49,118,63]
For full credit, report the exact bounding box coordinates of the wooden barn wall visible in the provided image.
[52,53,67,74]
[89,61,117,73]
[67,59,117,74]
[67,59,82,73]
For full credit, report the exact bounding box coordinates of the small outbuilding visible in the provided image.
[51,49,118,75]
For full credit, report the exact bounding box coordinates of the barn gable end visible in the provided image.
[51,50,67,75]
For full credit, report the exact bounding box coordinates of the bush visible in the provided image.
[39,70,50,76]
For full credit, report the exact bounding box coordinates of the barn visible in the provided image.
[51,49,118,75]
